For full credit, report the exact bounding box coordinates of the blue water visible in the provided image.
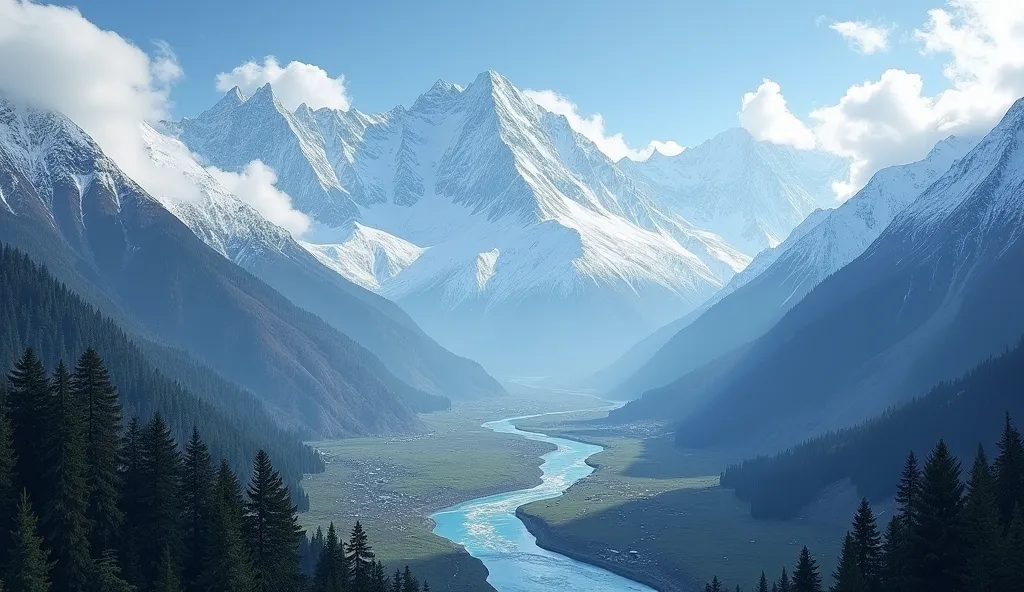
[430,410,655,591]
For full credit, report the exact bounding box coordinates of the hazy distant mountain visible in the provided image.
[620,128,848,256]
[643,97,1024,450]
[0,95,438,437]
[174,71,841,378]
[140,124,505,401]
[603,135,977,398]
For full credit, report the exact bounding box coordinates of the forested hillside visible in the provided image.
[707,422,1024,592]
[0,245,323,499]
[720,335,1024,519]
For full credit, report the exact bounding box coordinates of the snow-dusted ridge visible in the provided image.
[171,71,845,376]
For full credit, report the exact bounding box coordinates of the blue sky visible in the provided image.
[68,0,943,148]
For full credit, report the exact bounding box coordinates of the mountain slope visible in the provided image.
[621,128,847,256]
[140,125,504,401]
[668,97,1024,450]
[173,72,835,377]
[606,135,977,398]
[0,95,432,437]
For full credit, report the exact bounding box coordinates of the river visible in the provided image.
[430,409,655,592]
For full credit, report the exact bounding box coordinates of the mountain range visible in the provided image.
[171,71,846,377]
[0,95,483,437]
[612,97,1024,452]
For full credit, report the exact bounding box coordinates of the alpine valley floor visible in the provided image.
[298,390,602,592]
[513,412,857,591]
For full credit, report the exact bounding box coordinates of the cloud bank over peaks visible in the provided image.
[524,89,685,162]
[207,161,311,237]
[215,57,351,111]
[741,0,1024,198]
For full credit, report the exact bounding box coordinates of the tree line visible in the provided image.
[0,347,424,591]
[0,245,324,508]
[720,335,1024,519]
[704,414,1024,592]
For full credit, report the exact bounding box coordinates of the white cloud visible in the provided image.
[739,80,817,150]
[524,89,684,162]
[216,57,350,111]
[743,0,1024,198]
[207,161,311,236]
[0,0,202,202]
[830,21,894,54]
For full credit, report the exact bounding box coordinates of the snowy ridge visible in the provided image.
[172,71,842,375]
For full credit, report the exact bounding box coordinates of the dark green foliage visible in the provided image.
[118,417,145,587]
[40,361,91,590]
[312,523,343,592]
[370,561,388,592]
[139,414,182,588]
[705,576,724,592]
[91,551,135,592]
[895,453,920,524]
[910,440,967,592]
[993,413,1024,526]
[200,460,253,592]
[851,499,882,590]
[720,338,1024,519]
[400,564,417,592]
[0,245,322,509]
[154,546,181,592]
[421,581,429,592]
[758,572,770,592]
[792,547,822,592]
[999,507,1024,590]
[346,521,374,591]
[7,490,52,592]
[963,446,1001,592]
[71,348,123,554]
[0,389,17,556]
[830,533,862,592]
[7,349,51,508]
[777,568,790,592]
[880,514,909,592]
[391,569,402,592]
[244,450,301,592]
[180,428,214,590]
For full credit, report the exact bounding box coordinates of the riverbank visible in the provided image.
[300,392,600,592]
[515,507,686,592]
[514,414,849,591]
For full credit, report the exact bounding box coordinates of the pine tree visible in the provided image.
[91,550,135,592]
[7,490,52,592]
[894,452,921,524]
[705,576,724,592]
[880,516,909,592]
[910,440,967,592]
[180,428,214,590]
[139,413,182,588]
[851,498,882,590]
[71,349,123,554]
[757,571,770,592]
[118,416,145,588]
[8,349,52,507]
[401,565,418,592]
[998,506,1024,591]
[40,361,91,591]
[346,521,374,591]
[993,412,1024,527]
[777,568,791,592]
[312,523,343,592]
[830,533,862,592]
[244,450,302,592]
[0,388,18,555]
[200,460,253,592]
[370,561,387,592]
[391,569,402,592]
[792,547,822,592]
[421,581,429,592]
[154,545,182,592]
[962,445,1001,592]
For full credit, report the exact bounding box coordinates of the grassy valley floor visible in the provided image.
[514,412,852,591]
[299,390,601,592]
